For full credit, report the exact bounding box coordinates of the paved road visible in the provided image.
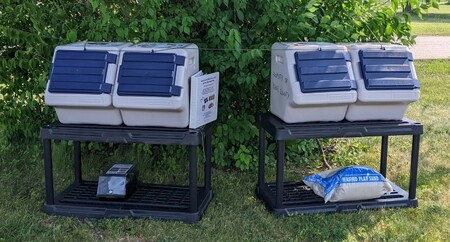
[410,36,450,59]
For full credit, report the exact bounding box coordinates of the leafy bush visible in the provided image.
[0,0,437,170]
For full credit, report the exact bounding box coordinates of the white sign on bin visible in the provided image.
[189,71,220,129]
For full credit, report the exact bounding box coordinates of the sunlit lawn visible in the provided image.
[411,4,450,36]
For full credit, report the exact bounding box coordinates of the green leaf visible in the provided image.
[431,1,439,9]
[320,15,330,24]
[112,18,121,27]
[308,7,318,12]
[330,20,340,28]
[237,10,244,21]
[66,30,77,42]
[303,12,316,19]
[183,26,190,34]
[147,8,155,16]
[89,0,99,11]
[385,23,393,35]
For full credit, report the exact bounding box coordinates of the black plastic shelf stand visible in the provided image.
[256,113,423,216]
[41,122,214,223]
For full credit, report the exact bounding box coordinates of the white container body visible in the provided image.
[270,42,357,123]
[45,42,131,125]
[113,43,199,127]
[345,43,420,121]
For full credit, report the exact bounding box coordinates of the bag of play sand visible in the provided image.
[303,166,393,203]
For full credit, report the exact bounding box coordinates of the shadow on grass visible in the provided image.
[417,165,450,188]
[411,13,450,23]
[285,212,385,241]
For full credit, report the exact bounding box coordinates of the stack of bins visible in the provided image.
[270,42,357,123]
[345,44,420,121]
[45,42,131,125]
[113,43,199,127]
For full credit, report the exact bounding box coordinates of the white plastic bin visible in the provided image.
[345,43,420,121]
[270,42,357,123]
[112,43,199,127]
[45,42,132,125]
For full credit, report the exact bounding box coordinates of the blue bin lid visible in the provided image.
[48,50,117,94]
[359,49,420,90]
[295,50,356,93]
[117,52,185,97]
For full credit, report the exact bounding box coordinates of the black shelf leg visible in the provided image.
[409,134,420,199]
[189,145,198,213]
[380,136,389,177]
[74,141,82,184]
[258,127,266,187]
[276,140,285,208]
[204,133,212,191]
[44,139,54,205]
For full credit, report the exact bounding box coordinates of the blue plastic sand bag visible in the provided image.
[303,166,393,203]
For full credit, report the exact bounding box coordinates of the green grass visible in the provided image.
[1,60,450,241]
[411,4,450,36]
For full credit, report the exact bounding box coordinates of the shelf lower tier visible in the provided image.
[44,181,212,223]
[256,181,417,216]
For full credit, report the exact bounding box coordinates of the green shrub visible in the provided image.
[0,0,437,170]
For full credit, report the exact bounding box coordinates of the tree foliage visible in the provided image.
[0,0,437,169]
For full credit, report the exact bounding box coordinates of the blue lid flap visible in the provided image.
[365,64,411,73]
[364,72,412,79]
[361,50,413,61]
[300,79,355,93]
[118,76,174,85]
[120,62,176,70]
[299,73,350,82]
[365,78,417,90]
[55,50,117,63]
[295,51,349,61]
[120,69,175,78]
[48,82,104,94]
[117,84,182,97]
[50,74,104,83]
[360,58,408,65]
[299,66,349,75]
[53,60,107,68]
[123,52,185,66]
[52,66,105,75]
[296,59,347,67]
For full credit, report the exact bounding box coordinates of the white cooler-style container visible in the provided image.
[270,42,357,123]
[112,43,199,127]
[345,43,420,121]
[45,42,132,125]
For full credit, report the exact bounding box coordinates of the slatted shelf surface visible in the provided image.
[257,181,415,215]
[56,181,206,212]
